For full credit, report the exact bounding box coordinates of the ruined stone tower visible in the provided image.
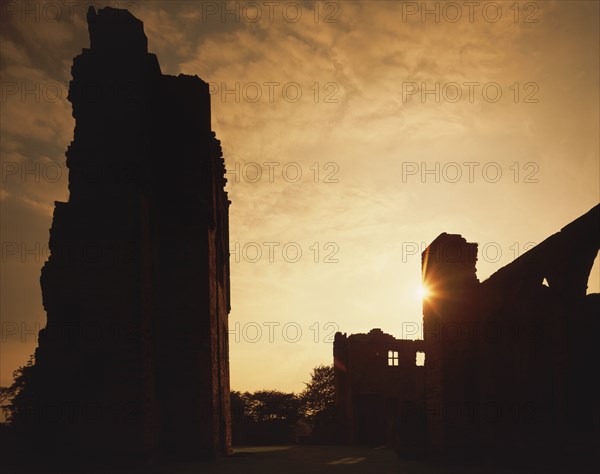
[421,206,599,461]
[31,6,231,462]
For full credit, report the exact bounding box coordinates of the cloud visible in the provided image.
[0,0,598,392]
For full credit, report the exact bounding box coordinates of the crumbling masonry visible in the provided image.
[334,329,424,447]
[422,204,599,459]
[335,204,599,461]
[30,7,231,462]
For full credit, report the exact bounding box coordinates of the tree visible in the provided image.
[0,355,36,426]
[299,364,334,419]
[230,390,248,426]
[230,390,300,445]
[245,390,300,423]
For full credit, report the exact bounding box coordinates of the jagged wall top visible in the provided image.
[87,6,148,53]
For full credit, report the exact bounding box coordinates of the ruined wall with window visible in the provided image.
[334,329,424,448]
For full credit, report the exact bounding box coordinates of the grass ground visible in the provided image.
[3,444,597,473]
[91,445,569,474]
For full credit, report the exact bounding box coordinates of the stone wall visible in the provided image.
[334,328,424,448]
[29,6,231,463]
[421,204,600,461]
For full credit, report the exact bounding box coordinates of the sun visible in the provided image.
[417,284,431,300]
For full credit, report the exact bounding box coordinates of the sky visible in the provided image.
[1,0,599,394]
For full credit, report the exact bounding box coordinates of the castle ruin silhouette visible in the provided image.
[29,6,231,462]
[10,5,599,469]
[335,204,599,464]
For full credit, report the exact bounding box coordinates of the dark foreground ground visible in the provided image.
[193,445,536,474]
[5,445,597,474]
